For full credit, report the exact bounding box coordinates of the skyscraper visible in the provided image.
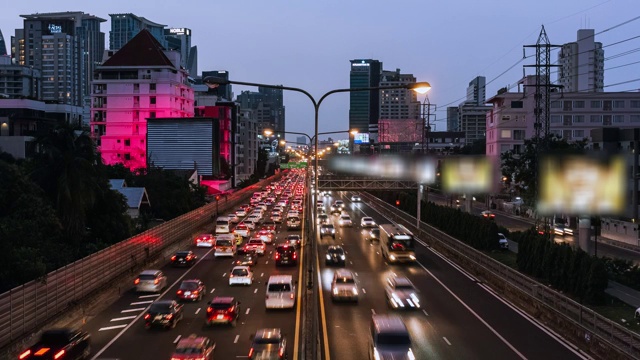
[0,29,7,56]
[466,76,487,106]
[165,28,197,76]
[557,29,604,92]
[109,13,168,50]
[447,76,491,145]
[236,87,285,137]
[349,59,381,134]
[15,12,105,106]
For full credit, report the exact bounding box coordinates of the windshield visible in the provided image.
[377,333,411,346]
[175,346,204,354]
[232,268,248,276]
[216,220,229,226]
[335,277,355,284]
[139,274,157,281]
[179,282,199,290]
[390,238,414,250]
[328,248,343,254]
[216,240,232,247]
[268,284,292,292]
[211,302,233,310]
[149,303,171,313]
[395,284,414,290]
[253,337,281,345]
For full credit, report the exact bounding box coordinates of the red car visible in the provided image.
[171,335,215,360]
[206,297,241,327]
[176,279,206,302]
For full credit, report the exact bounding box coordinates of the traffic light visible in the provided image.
[395,200,400,207]
[215,195,221,201]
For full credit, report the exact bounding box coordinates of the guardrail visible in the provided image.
[0,174,281,350]
[360,192,640,360]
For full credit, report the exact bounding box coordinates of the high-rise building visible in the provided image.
[557,29,604,92]
[296,136,307,145]
[0,55,41,98]
[236,87,285,137]
[0,29,7,56]
[109,13,168,50]
[349,59,381,134]
[378,68,420,142]
[14,12,105,107]
[90,29,194,170]
[466,76,487,106]
[165,28,197,76]
[447,76,491,145]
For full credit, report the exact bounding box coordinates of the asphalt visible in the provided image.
[318,191,589,360]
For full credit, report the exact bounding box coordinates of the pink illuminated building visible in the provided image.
[90,29,194,170]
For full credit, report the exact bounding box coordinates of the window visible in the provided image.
[124,154,131,160]
[149,111,156,118]
[513,130,525,140]
[500,144,511,152]
[613,115,624,123]
[631,100,640,108]
[550,115,561,123]
[573,130,584,139]
[613,100,625,109]
[150,96,156,104]
[590,100,601,108]
[573,100,585,108]
[603,100,612,110]
[590,115,602,123]
[631,115,640,123]
[500,130,511,138]
[563,101,573,111]
[573,115,585,123]
[510,101,523,108]
[124,139,130,146]
[550,101,561,109]
[149,83,156,91]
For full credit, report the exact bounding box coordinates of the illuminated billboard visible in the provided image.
[353,133,370,144]
[537,155,626,215]
[441,156,492,193]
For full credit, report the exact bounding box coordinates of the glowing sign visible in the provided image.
[352,63,370,67]
[353,133,369,144]
[48,24,62,34]
[442,156,492,193]
[169,28,190,35]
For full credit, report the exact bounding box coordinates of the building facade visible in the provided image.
[378,69,420,141]
[557,29,604,93]
[14,12,106,107]
[0,29,7,56]
[236,108,258,181]
[296,136,307,145]
[165,28,197,76]
[447,76,491,145]
[236,87,285,137]
[0,55,41,98]
[90,30,194,171]
[109,13,168,50]
[349,59,381,134]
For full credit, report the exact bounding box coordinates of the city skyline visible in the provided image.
[1,0,638,141]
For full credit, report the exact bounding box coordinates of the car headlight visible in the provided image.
[331,229,335,233]
[326,254,331,260]
[332,287,338,295]
[352,287,358,295]
[409,255,416,260]
[389,255,396,261]
[373,348,381,360]
[407,348,416,360]
[340,255,345,260]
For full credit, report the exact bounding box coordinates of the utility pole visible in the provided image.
[417,97,437,228]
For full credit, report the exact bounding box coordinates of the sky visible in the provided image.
[1,0,639,142]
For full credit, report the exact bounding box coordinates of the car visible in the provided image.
[316,203,324,211]
[135,270,167,293]
[333,200,345,209]
[265,275,296,309]
[271,212,283,223]
[635,307,640,320]
[256,202,268,211]
[262,220,277,234]
[317,214,329,225]
[273,205,285,213]
[206,297,241,327]
[320,224,336,239]
[481,210,496,220]
[171,334,216,360]
[236,208,248,217]
[235,252,259,266]
[244,239,266,255]
[275,244,298,266]
[244,219,257,230]
[171,250,197,267]
[385,275,421,309]
[366,228,380,242]
[195,233,215,247]
[227,213,240,224]
[248,328,287,360]
[350,195,362,202]
[338,214,352,227]
[256,230,274,244]
[323,191,331,197]
[360,217,376,228]
[286,210,299,218]
[369,315,415,360]
[330,205,341,214]
[19,329,90,360]
[325,245,346,266]
[176,279,206,302]
[498,233,509,250]
[331,269,359,302]
[285,234,301,248]
[234,223,251,238]
[287,216,301,230]
[229,266,254,286]
[144,300,183,329]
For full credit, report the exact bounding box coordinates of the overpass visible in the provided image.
[316,175,417,190]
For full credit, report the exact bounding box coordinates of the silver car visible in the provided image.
[331,269,359,302]
[135,270,167,293]
[385,276,421,309]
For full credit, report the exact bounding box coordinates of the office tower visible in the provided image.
[466,76,487,106]
[165,28,197,76]
[296,136,307,145]
[557,29,604,92]
[0,55,41,98]
[109,13,168,50]
[236,87,285,137]
[202,70,232,100]
[379,69,420,120]
[349,59,381,134]
[15,12,105,106]
[0,29,7,56]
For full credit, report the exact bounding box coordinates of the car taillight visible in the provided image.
[171,256,176,261]
[134,278,140,285]
[19,350,30,359]
[275,253,280,260]
[54,350,65,360]
[229,274,234,277]
[144,314,150,320]
[177,290,183,295]
[290,293,294,299]
[248,348,254,358]
[186,255,192,260]
[207,307,212,313]
[293,252,297,259]
[279,347,285,358]
[165,314,173,319]
[154,278,159,285]
[193,290,198,295]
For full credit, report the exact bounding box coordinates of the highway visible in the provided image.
[83,174,304,360]
[317,191,588,360]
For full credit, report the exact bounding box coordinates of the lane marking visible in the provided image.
[246,308,251,315]
[371,309,376,315]
[443,337,452,346]
[362,288,366,294]
[99,325,127,331]
[120,308,145,313]
[130,300,154,305]
[173,335,181,344]
[261,273,264,277]
[222,273,227,277]
[317,233,331,360]
[234,335,240,344]
[210,288,216,293]
[292,198,306,360]
[110,316,136,322]
[138,294,160,299]
[423,310,429,316]
[254,288,258,294]
[195,308,201,314]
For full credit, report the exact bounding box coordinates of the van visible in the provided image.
[214,234,237,257]
[215,216,231,234]
[265,275,296,309]
[369,314,415,360]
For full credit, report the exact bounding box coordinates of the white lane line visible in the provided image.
[110,316,136,322]
[222,273,227,277]
[246,308,251,315]
[423,310,429,316]
[234,335,240,344]
[261,273,264,277]
[138,294,160,299]
[173,335,181,344]
[195,308,201,314]
[371,309,376,315]
[354,272,358,276]
[130,300,154,305]
[254,288,258,294]
[266,261,269,264]
[210,288,216,293]
[362,288,366,294]
[99,325,127,331]
[120,308,145,313]
[443,337,452,346]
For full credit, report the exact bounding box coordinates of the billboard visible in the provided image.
[353,133,370,144]
[441,156,492,193]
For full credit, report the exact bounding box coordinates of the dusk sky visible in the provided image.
[2,0,638,141]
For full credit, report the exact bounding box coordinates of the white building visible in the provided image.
[557,29,604,92]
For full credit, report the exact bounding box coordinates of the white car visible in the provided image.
[360,217,376,228]
[235,208,247,217]
[333,200,345,209]
[331,269,359,302]
[271,212,283,223]
[350,195,362,202]
[287,210,299,218]
[338,214,352,227]
[229,266,253,286]
[195,233,215,248]
[244,219,257,230]
[227,213,240,224]
[233,223,250,238]
[244,239,266,255]
[385,276,420,309]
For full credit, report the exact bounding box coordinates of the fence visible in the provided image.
[360,192,640,360]
[0,174,281,350]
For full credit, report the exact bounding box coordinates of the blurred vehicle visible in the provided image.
[325,245,346,266]
[481,210,496,220]
[366,228,381,242]
[244,239,266,255]
[135,270,167,293]
[255,230,273,244]
[196,233,215,248]
[215,216,231,234]
[285,234,301,248]
[338,214,353,227]
[275,244,298,266]
[331,269,359,302]
[234,223,251,238]
[287,216,301,230]
[316,203,324,211]
[330,205,341,215]
[229,266,254,286]
[214,234,237,257]
[271,211,283,223]
[265,275,296,309]
[236,207,248,217]
[317,214,329,225]
[171,250,197,267]
[350,195,362,202]
[206,297,241,327]
[262,220,277,234]
[244,219,258,230]
[320,224,336,239]
[19,328,90,360]
[227,213,240,224]
[256,202,268,211]
[248,328,287,360]
[176,279,206,302]
[380,224,416,263]
[333,200,345,209]
[498,233,509,250]
[144,300,183,329]
[360,217,376,228]
[233,232,244,246]
[323,191,331,197]
[385,275,421,309]
[171,334,215,360]
[286,210,299,218]
[235,252,258,266]
[369,314,415,360]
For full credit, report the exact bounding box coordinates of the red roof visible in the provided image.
[102,29,175,68]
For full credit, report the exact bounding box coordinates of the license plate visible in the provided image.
[184,291,191,295]
[283,257,289,260]
[155,315,163,321]
[216,314,224,319]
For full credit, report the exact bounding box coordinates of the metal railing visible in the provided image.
[360,192,640,360]
[0,174,281,350]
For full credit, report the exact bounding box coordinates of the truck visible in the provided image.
[19,328,91,360]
